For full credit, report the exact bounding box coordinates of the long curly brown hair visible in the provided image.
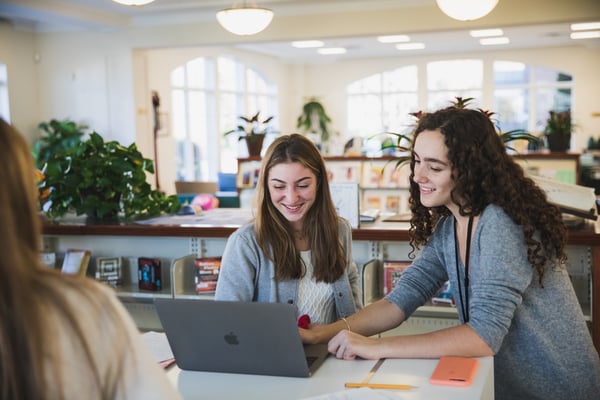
[254,133,347,283]
[407,107,567,285]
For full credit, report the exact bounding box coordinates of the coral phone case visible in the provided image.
[429,356,478,387]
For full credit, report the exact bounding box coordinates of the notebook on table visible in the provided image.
[154,298,329,377]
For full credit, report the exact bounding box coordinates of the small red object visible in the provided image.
[298,314,311,329]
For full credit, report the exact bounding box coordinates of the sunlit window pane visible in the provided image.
[172,89,185,140]
[171,66,184,87]
[494,61,528,85]
[188,91,207,180]
[347,73,381,93]
[218,57,243,92]
[347,94,382,136]
[382,93,418,133]
[427,60,482,90]
[347,66,417,138]
[494,88,528,132]
[187,58,206,89]
[383,66,418,92]
[219,92,241,172]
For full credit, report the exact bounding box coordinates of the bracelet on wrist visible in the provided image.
[340,317,351,332]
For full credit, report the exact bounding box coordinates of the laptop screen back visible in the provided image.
[154,299,328,377]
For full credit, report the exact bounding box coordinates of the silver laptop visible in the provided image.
[154,298,329,377]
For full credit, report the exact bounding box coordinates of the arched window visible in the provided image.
[171,56,278,181]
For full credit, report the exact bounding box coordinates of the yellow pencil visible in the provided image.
[345,382,415,390]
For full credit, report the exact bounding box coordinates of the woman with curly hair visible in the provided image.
[215,133,362,325]
[0,119,181,399]
[301,107,600,399]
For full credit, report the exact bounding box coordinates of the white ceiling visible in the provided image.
[0,0,599,63]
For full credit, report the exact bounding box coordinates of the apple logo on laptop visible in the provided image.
[224,331,239,345]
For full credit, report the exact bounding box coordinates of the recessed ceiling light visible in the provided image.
[395,42,425,50]
[570,31,600,39]
[317,47,347,55]
[469,28,503,38]
[377,35,410,43]
[291,40,324,48]
[571,22,600,31]
[479,37,510,45]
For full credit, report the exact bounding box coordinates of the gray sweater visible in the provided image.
[386,204,600,399]
[215,219,363,320]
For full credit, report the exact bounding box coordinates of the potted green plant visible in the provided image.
[296,98,333,147]
[37,130,180,222]
[224,111,275,157]
[544,109,572,152]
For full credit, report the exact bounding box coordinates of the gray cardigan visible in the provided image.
[386,204,600,400]
[215,219,362,319]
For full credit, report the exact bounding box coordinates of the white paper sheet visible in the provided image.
[141,331,174,363]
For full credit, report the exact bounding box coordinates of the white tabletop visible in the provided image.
[166,355,494,400]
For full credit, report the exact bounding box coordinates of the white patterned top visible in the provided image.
[296,250,336,324]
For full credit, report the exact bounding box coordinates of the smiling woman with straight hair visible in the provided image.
[216,133,362,326]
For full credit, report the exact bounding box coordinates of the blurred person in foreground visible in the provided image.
[0,118,181,400]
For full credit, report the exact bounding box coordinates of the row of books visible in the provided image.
[40,249,222,294]
[383,261,454,306]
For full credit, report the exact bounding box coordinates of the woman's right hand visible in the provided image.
[327,329,383,360]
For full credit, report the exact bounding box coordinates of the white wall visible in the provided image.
[0,21,39,142]
[36,31,136,144]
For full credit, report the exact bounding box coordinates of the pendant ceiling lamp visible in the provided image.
[436,0,499,21]
[112,0,155,5]
[217,2,274,36]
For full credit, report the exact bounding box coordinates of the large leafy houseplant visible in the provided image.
[37,130,180,222]
[223,111,275,157]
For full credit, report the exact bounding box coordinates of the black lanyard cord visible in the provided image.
[454,215,474,323]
